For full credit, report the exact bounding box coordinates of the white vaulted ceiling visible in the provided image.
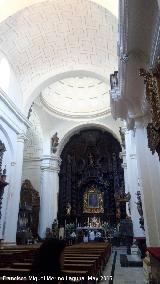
[0,0,118,22]
[0,0,118,117]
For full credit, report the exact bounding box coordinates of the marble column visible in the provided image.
[135,120,160,246]
[124,129,145,238]
[4,133,26,242]
[39,155,61,238]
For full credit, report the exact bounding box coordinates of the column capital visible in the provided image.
[40,154,61,172]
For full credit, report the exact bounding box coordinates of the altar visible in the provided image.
[76,226,105,242]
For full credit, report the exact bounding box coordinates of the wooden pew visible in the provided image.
[0,242,111,283]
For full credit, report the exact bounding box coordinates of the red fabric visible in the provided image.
[147,247,160,261]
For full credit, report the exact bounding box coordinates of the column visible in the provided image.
[135,120,160,246]
[4,133,26,242]
[39,155,61,238]
[125,129,145,238]
[120,150,130,217]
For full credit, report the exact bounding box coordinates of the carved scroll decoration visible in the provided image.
[140,58,160,158]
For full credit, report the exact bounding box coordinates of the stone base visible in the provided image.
[120,254,143,267]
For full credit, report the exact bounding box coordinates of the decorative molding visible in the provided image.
[40,155,61,173]
[17,133,28,143]
[40,94,111,120]
[139,60,160,158]
[23,157,41,162]
[0,88,31,129]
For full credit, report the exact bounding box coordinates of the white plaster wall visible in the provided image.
[22,105,122,176]
[135,123,160,246]
[125,130,145,238]
[0,52,22,109]
[0,88,29,242]
[22,110,43,192]
[33,104,122,156]
[0,126,12,239]
[0,118,25,241]
[22,105,123,238]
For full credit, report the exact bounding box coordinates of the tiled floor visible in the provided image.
[101,247,146,284]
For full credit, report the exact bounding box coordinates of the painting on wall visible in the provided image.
[83,185,104,214]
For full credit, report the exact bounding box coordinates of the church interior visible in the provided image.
[0,0,160,283]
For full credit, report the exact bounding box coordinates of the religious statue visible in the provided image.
[66,202,71,215]
[91,216,100,227]
[51,132,59,154]
[135,191,144,230]
[27,102,34,119]
[0,141,9,220]
[110,71,118,90]
[116,207,121,220]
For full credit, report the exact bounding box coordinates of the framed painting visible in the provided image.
[83,185,104,214]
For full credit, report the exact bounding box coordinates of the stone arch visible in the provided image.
[57,122,121,157]
[58,125,124,226]
[24,69,108,114]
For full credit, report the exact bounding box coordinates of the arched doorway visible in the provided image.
[58,128,125,227]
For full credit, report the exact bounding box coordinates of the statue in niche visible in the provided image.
[66,202,71,216]
[51,132,59,154]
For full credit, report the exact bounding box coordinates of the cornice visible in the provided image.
[40,154,61,172]
[0,88,31,128]
[24,157,41,162]
[40,94,111,120]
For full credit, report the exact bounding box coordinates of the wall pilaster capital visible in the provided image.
[119,150,126,159]
[40,154,61,173]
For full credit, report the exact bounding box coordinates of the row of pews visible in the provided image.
[0,242,111,283]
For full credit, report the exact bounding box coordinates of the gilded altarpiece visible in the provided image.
[58,129,125,226]
[140,59,160,159]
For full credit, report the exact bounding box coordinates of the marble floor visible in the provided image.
[101,247,146,284]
